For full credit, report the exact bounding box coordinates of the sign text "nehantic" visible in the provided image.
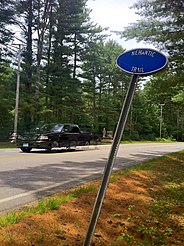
[131,49,156,57]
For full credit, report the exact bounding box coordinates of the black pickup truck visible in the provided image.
[16,123,99,152]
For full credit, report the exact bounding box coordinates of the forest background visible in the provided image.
[0,0,183,141]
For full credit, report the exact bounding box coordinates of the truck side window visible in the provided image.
[63,125,71,132]
[71,126,79,133]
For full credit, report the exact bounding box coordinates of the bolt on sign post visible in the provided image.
[83,48,168,246]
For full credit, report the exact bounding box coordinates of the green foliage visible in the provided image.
[0,0,15,46]
[117,232,134,244]
[71,185,97,197]
[113,213,123,218]
[0,63,15,138]
[127,205,135,211]
[121,0,184,141]
[172,90,184,104]
[82,39,129,130]
[0,211,25,227]
[122,0,184,63]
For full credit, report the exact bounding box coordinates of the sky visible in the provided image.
[87,0,155,50]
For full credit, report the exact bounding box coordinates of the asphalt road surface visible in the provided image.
[0,142,184,213]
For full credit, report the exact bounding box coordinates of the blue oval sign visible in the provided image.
[116,48,168,75]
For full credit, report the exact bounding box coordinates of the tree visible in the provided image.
[0,62,15,138]
[0,1,19,138]
[142,72,184,140]
[121,0,184,140]
[0,0,15,48]
[81,39,130,131]
[42,0,104,125]
[122,0,184,70]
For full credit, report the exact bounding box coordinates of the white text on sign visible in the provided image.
[131,66,144,73]
[131,50,156,57]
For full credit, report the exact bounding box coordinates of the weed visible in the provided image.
[45,198,60,210]
[110,176,119,183]
[152,200,172,219]
[164,228,173,236]
[0,211,25,227]
[138,224,158,235]
[35,200,47,214]
[151,201,159,214]
[150,200,172,220]
[117,232,134,244]
[110,171,126,182]
[113,213,123,218]
[72,186,97,197]
[128,205,135,211]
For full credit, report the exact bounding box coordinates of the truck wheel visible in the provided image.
[46,146,52,152]
[85,141,90,146]
[20,147,32,153]
[47,141,59,151]
[68,140,77,150]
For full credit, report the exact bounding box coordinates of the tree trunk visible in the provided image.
[34,0,50,122]
[24,0,33,130]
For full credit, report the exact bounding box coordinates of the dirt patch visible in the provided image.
[0,153,184,245]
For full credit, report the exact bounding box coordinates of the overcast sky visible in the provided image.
[87,0,155,50]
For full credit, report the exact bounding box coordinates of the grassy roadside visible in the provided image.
[0,142,16,149]
[0,151,183,245]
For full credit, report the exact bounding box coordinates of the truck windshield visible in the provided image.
[39,124,64,133]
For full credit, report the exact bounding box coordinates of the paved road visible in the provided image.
[0,142,184,213]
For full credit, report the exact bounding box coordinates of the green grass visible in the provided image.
[99,140,175,145]
[0,186,98,227]
[0,211,26,227]
[112,150,184,246]
[0,142,16,149]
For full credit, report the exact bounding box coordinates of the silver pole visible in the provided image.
[159,103,165,138]
[12,45,22,142]
[83,74,139,246]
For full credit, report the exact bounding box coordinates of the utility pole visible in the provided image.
[159,103,165,138]
[11,44,23,143]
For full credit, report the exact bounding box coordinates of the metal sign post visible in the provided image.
[83,74,139,246]
[83,48,168,246]
[11,44,24,143]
